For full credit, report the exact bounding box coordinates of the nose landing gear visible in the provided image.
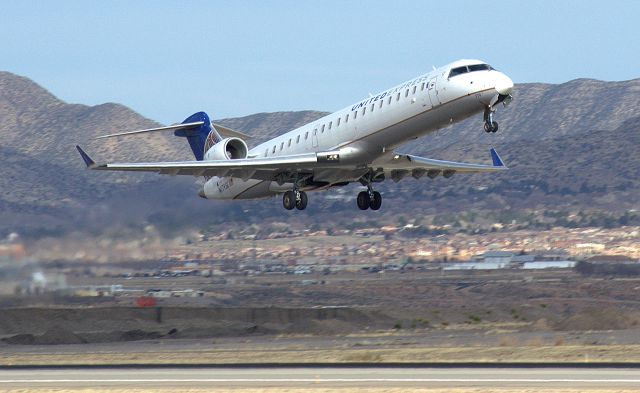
[483,106,499,133]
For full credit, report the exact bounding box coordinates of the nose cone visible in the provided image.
[495,73,514,95]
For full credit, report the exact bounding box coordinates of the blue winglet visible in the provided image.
[490,148,505,167]
[76,145,96,168]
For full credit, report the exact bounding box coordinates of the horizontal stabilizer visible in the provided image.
[94,121,205,139]
[213,123,253,140]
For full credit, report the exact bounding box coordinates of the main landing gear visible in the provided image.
[283,189,308,210]
[483,106,498,133]
[357,185,382,211]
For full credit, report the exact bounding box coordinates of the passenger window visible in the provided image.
[337,117,341,126]
[265,149,268,157]
[421,82,425,91]
[396,92,400,101]
[280,142,284,151]
[313,128,317,135]
[345,114,349,122]
[288,139,291,147]
[305,131,309,140]
[296,135,300,143]
[328,121,332,130]
[321,125,325,133]
[353,111,357,119]
[379,100,383,109]
[370,103,375,112]
[387,96,392,104]
[412,86,417,94]
[405,89,409,97]
[272,145,276,154]
[362,107,366,116]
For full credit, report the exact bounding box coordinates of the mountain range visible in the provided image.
[1,71,639,237]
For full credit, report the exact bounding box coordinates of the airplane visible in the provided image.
[76,59,513,211]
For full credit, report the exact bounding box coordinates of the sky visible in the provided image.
[1,0,638,124]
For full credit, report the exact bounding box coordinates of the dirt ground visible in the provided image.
[4,331,640,365]
[3,270,640,366]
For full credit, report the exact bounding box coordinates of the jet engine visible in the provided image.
[203,137,249,161]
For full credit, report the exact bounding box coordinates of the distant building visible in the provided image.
[511,254,535,263]
[480,251,515,264]
[444,261,511,270]
[522,261,576,269]
[534,249,570,261]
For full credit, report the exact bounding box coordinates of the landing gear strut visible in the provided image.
[283,189,308,210]
[483,106,498,133]
[357,176,382,211]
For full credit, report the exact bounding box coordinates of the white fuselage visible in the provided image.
[202,59,513,200]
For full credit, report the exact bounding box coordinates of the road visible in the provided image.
[1,367,640,389]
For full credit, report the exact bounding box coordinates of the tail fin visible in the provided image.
[174,112,221,161]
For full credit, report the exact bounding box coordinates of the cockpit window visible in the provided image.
[449,63,494,78]
[449,66,468,78]
[468,64,493,72]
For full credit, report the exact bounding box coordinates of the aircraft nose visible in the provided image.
[495,73,514,95]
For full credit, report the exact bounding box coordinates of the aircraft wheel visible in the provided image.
[369,191,382,210]
[484,121,498,133]
[283,191,295,210]
[357,191,370,210]
[296,191,308,210]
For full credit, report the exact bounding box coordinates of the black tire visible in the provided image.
[491,121,499,133]
[283,191,295,210]
[296,191,308,210]
[357,191,370,210]
[484,122,492,133]
[370,191,382,210]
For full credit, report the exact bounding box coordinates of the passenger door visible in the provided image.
[427,77,440,107]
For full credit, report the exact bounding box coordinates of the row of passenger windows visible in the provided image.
[266,81,428,156]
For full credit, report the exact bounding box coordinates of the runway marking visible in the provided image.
[2,379,640,384]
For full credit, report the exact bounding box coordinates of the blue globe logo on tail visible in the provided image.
[173,112,213,161]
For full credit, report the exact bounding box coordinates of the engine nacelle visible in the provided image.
[203,137,248,161]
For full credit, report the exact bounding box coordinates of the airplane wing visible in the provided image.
[371,148,507,182]
[76,146,340,181]
[76,145,505,183]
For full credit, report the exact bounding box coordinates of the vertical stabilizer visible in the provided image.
[173,112,220,161]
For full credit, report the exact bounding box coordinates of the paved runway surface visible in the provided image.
[1,367,640,389]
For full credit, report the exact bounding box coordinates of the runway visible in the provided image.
[1,367,640,389]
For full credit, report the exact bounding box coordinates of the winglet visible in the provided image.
[76,145,96,168]
[490,148,505,167]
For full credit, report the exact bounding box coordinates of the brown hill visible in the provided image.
[0,71,639,236]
